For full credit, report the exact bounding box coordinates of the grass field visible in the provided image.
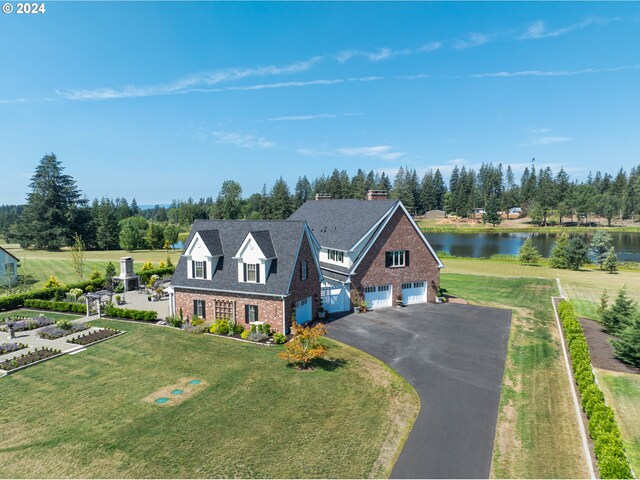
[442,273,589,478]
[442,256,640,320]
[596,369,640,475]
[0,309,81,322]
[1,243,182,290]
[0,319,418,478]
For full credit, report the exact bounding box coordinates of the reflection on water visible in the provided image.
[426,231,640,262]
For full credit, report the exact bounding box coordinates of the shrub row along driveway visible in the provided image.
[326,302,512,479]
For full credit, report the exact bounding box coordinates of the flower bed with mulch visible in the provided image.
[0,342,28,355]
[69,328,122,346]
[37,323,89,340]
[0,347,62,371]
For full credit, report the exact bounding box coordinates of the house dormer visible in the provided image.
[233,231,276,285]
[183,230,222,280]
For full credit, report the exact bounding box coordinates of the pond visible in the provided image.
[425,231,640,262]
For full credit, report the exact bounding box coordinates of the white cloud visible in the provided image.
[212,131,276,149]
[268,112,361,122]
[337,145,405,161]
[418,42,443,53]
[0,98,30,104]
[520,17,619,40]
[452,33,491,50]
[522,136,572,146]
[471,65,640,78]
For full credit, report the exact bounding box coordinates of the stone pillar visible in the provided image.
[86,297,90,317]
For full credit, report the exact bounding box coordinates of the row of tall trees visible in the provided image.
[3,154,640,250]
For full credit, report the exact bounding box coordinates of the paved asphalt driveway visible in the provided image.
[326,302,511,479]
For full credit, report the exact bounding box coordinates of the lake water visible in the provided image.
[425,231,640,262]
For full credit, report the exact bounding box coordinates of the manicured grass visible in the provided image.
[596,369,640,475]
[0,308,81,321]
[1,243,182,290]
[442,273,589,478]
[0,320,418,478]
[443,256,640,320]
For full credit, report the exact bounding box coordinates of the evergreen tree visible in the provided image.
[130,198,140,216]
[482,194,502,226]
[94,198,120,250]
[119,217,148,251]
[391,167,415,211]
[294,176,313,206]
[613,314,640,367]
[69,233,86,280]
[13,153,85,249]
[270,177,293,219]
[549,234,570,269]
[518,238,541,264]
[145,222,165,250]
[105,261,116,285]
[537,167,557,225]
[565,237,588,270]
[216,180,243,219]
[163,224,180,249]
[433,169,446,210]
[597,289,609,318]
[589,230,613,269]
[602,288,635,334]
[420,170,436,212]
[603,247,619,274]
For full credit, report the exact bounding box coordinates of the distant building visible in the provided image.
[424,209,446,219]
[0,246,19,286]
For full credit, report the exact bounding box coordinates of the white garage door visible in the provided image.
[364,284,392,309]
[321,284,351,313]
[402,281,427,305]
[295,296,312,324]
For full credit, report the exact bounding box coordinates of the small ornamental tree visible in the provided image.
[613,314,640,367]
[603,247,619,274]
[44,275,62,289]
[589,231,613,270]
[89,267,101,280]
[141,260,154,271]
[597,289,609,318]
[69,233,86,280]
[105,261,116,283]
[518,238,541,265]
[549,234,570,269]
[278,321,328,369]
[601,287,635,335]
[166,255,174,268]
[482,195,502,227]
[565,237,588,271]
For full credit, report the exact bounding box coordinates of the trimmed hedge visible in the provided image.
[137,266,175,285]
[104,305,157,322]
[0,278,106,311]
[24,299,87,314]
[557,301,633,479]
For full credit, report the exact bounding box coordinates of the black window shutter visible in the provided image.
[202,301,206,319]
[193,300,198,315]
[385,252,392,268]
[256,264,260,283]
[243,264,247,282]
[405,250,410,266]
[255,306,259,322]
[191,261,195,278]
[244,304,250,323]
[203,261,207,279]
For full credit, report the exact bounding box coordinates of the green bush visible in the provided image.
[557,301,632,479]
[165,315,184,328]
[0,278,105,311]
[104,305,157,321]
[24,299,87,314]
[273,333,287,344]
[240,329,250,340]
[210,319,230,335]
[263,323,271,335]
[233,323,244,334]
[137,266,175,285]
[191,316,204,327]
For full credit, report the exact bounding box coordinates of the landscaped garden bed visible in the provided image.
[0,316,55,331]
[181,317,287,344]
[0,347,62,371]
[70,328,123,346]
[0,342,28,355]
[38,323,89,340]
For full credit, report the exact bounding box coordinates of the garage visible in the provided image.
[402,281,427,305]
[295,296,312,324]
[364,284,392,309]
[321,283,351,313]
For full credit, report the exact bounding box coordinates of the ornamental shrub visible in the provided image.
[165,315,184,328]
[210,319,230,335]
[24,299,86,314]
[191,316,204,327]
[263,323,271,335]
[233,323,244,334]
[44,275,62,289]
[273,333,287,344]
[104,305,157,321]
[241,329,251,340]
[248,331,269,342]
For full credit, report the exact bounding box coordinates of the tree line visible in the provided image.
[2,153,639,250]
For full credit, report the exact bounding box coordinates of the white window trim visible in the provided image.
[194,260,205,279]
[246,263,257,283]
[327,249,345,264]
[390,250,405,268]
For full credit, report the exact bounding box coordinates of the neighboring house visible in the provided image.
[0,246,19,286]
[289,192,444,313]
[424,209,446,220]
[169,220,322,334]
[508,207,524,219]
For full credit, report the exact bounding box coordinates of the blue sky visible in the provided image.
[1,2,639,204]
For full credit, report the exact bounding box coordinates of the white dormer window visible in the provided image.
[194,261,205,279]
[244,263,258,283]
[328,249,344,263]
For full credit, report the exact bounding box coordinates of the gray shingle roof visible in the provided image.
[197,229,223,256]
[289,199,398,250]
[171,220,306,296]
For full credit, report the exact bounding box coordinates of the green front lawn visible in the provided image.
[0,320,418,478]
[442,273,589,478]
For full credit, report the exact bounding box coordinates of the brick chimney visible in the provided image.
[367,190,388,200]
[315,193,332,201]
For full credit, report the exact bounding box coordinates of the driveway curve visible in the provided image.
[326,302,511,479]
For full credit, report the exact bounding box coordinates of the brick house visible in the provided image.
[168,220,322,334]
[289,191,444,312]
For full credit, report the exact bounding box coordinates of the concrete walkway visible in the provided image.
[327,302,512,479]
